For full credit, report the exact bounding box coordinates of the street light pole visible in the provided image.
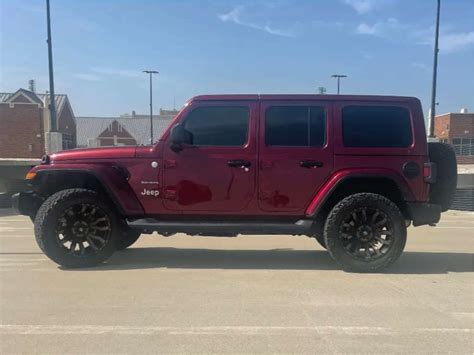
[143,70,159,144]
[46,0,57,132]
[331,74,347,95]
[429,0,441,138]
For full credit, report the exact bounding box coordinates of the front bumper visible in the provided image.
[407,202,441,227]
[11,191,43,217]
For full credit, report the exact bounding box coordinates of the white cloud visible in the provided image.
[73,73,102,82]
[356,18,401,37]
[360,51,373,60]
[90,67,142,78]
[411,62,430,71]
[439,31,474,53]
[355,18,474,54]
[356,23,378,35]
[417,27,474,53]
[217,6,295,38]
[312,20,344,28]
[343,0,376,14]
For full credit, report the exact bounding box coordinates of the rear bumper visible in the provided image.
[11,191,43,217]
[407,202,441,227]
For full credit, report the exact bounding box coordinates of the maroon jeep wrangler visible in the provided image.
[13,95,457,272]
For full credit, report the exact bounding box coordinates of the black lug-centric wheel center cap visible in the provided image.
[72,220,90,238]
[356,225,373,242]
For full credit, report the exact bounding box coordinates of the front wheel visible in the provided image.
[116,230,141,250]
[324,193,407,273]
[34,189,119,268]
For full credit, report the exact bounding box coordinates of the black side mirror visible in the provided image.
[170,123,192,152]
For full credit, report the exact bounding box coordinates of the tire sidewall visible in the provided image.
[116,230,141,250]
[34,189,119,268]
[324,193,407,272]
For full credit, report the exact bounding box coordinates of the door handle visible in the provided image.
[228,160,251,168]
[300,160,323,168]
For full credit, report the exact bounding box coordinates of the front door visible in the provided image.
[258,101,333,212]
[162,101,257,213]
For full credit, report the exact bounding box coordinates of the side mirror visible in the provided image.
[169,123,192,152]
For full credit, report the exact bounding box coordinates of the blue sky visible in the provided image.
[1,0,473,117]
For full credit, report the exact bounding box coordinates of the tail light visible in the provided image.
[423,162,437,183]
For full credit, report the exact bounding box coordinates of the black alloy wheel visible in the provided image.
[339,207,394,261]
[34,189,119,268]
[324,193,407,272]
[56,203,112,256]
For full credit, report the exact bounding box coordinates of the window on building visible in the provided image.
[265,106,326,146]
[62,133,75,150]
[183,106,249,146]
[342,106,412,148]
[452,138,474,156]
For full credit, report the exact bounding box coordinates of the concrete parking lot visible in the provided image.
[0,209,473,354]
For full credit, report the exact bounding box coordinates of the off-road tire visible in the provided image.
[428,142,457,211]
[34,189,119,268]
[324,193,407,273]
[116,230,141,250]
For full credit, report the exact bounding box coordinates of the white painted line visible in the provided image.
[0,236,34,238]
[0,257,45,261]
[434,227,474,229]
[0,263,39,267]
[450,312,474,321]
[0,227,32,231]
[0,325,472,336]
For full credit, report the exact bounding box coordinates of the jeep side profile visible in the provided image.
[12,95,457,272]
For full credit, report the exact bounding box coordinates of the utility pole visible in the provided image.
[429,0,441,138]
[317,87,327,95]
[143,70,159,144]
[331,74,347,95]
[46,0,57,131]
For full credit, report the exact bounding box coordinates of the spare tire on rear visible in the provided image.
[428,142,457,211]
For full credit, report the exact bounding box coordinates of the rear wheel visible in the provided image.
[324,193,406,272]
[34,189,118,268]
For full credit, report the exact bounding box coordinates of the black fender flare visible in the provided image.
[31,164,144,216]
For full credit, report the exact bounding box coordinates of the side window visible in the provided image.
[342,106,413,148]
[183,106,249,146]
[265,106,326,147]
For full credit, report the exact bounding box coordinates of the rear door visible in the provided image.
[258,101,334,212]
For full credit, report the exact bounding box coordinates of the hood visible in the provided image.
[50,146,137,162]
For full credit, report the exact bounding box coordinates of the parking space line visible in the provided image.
[0,324,472,336]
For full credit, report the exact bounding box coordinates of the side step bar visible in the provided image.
[127,218,313,236]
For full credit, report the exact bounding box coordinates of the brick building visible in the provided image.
[76,109,178,147]
[434,110,474,164]
[0,88,76,158]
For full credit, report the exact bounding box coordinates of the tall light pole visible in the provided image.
[429,0,441,138]
[143,70,159,144]
[331,74,347,95]
[46,0,57,131]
